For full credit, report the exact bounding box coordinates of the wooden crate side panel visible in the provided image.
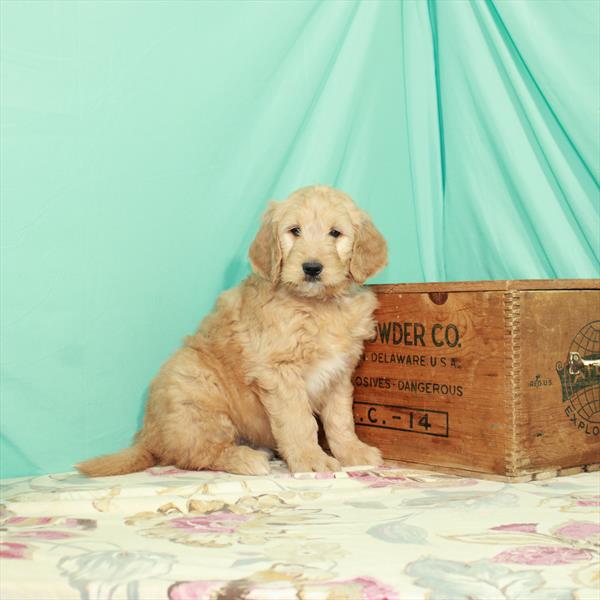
[518,291,600,472]
[352,291,508,475]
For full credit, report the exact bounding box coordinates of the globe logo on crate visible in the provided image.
[556,320,600,436]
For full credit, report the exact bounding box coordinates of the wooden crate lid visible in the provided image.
[370,279,600,294]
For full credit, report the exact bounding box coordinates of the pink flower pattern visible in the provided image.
[0,514,97,560]
[347,470,476,489]
[9,530,74,540]
[168,580,230,600]
[576,499,600,507]
[554,521,600,541]
[6,517,53,526]
[346,575,400,599]
[493,545,592,565]
[491,523,538,533]
[169,513,251,535]
[347,471,409,488]
[0,541,30,560]
[168,575,399,600]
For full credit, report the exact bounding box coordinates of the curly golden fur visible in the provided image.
[77,185,388,476]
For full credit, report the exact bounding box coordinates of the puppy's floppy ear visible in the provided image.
[249,203,282,283]
[350,211,388,284]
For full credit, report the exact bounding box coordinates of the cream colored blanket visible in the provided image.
[1,463,598,599]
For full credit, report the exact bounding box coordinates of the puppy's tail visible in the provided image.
[76,444,156,477]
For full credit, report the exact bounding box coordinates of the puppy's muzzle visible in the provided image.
[302,261,323,280]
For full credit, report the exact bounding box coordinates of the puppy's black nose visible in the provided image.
[302,261,323,278]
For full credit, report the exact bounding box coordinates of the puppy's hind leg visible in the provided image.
[149,348,271,476]
[210,445,271,476]
[157,405,270,476]
[197,413,271,475]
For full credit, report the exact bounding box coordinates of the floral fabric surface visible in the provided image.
[1,462,599,599]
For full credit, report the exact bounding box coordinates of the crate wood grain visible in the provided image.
[352,280,600,480]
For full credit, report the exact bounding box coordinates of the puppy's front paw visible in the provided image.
[335,441,383,467]
[286,449,341,473]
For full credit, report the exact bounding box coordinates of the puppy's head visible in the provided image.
[249,186,387,297]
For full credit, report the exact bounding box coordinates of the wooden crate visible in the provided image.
[352,280,600,481]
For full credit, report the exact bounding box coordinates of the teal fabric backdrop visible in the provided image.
[1,0,599,478]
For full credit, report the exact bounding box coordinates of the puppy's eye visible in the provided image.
[329,229,341,238]
[289,227,301,237]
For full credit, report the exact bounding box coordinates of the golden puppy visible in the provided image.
[77,185,387,476]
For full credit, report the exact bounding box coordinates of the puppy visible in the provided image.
[77,185,388,476]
